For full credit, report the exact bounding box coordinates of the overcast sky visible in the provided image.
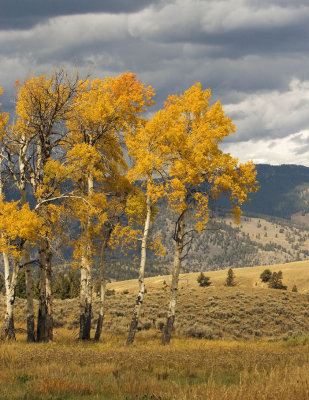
[0,0,309,166]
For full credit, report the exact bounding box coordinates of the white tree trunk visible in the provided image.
[127,194,151,344]
[94,240,107,341]
[0,161,18,341]
[24,241,35,342]
[1,255,19,340]
[37,237,53,342]
[79,252,92,340]
[162,213,185,345]
[79,174,93,340]
[20,150,36,342]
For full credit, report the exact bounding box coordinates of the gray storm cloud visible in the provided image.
[0,0,308,165]
[0,0,161,29]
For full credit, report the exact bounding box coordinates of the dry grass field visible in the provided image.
[1,337,309,399]
[109,259,309,293]
[1,261,309,399]
[1,260,309,342]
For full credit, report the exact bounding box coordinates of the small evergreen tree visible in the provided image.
[53,268,80,299]
[268,271,287,290]
[197,272,211,287]
[53,272,70,300]
[33,279,40,299]
[260,269,272,282]
[225,268,236,287]
[15,270,26,299]
[292,284,298,293]
[67,268,80,298]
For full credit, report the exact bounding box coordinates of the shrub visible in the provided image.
[15,270,26,298]
[53,268,80,299]
[53,272,70,300]
[197,272,211,287]
[268,271,287,290]
[260,269,272,283]
[225,268,236,287]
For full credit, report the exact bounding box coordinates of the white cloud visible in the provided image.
[201,1,309,32]
[221,130,309,166]
[0,13,129,56]
[127,0,309,40]
[224,79,309,141]
[0,0,308,166]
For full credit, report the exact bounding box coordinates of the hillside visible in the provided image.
[150,213,309,275]
[240,164,309,218]
[2,164,308,283]
[108,260,309,294]
[49,213,309,283]
[100,164,309,280]
[4,260,309,342]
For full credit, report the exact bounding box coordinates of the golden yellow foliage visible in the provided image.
[129,83,258,233]
[109,223,142,255]
[65,72,155,263]
[66,71,155,178]
[14,74,72,142]
[160,83,258,229]
[0,197,43,257]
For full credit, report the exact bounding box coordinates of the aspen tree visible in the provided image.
[94,191,128,341]
[7,88,37,341]
[159,83,258,344]
[0,198,43,340]
[93,221,112,342]
[14,69,80,341]
[125,111,169,344]
[0,88,13,340]
[66,72,155,340]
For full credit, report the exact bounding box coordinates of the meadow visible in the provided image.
[6,260,309,341]
[1,336,309,399]
[1,260,309,399]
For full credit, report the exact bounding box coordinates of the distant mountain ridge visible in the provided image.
[2,163,309,282]
[241,164,309,219]
[5,163,309,220]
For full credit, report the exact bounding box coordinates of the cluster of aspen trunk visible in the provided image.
[0,69,258,344]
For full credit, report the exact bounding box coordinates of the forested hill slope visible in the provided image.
[241,164,309,218]
[5,164,309,219]
[4,164,308,281]
[59,164,309,280]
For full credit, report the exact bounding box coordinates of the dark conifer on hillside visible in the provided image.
[268,271,287,290]
[225,268,236,286]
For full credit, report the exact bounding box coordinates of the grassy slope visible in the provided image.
[1,261,309,399]
[109,260,309,294]
[2,260,309,343]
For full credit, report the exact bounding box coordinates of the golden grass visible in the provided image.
[1,338,309,399]
[1,261,309,398]
[108,259,309,293]
[2,260,309,343]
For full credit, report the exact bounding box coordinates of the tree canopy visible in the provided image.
[0,70,259,345]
